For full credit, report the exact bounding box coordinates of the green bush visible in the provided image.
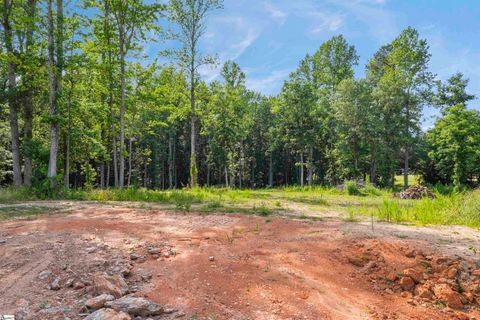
[345,181,362,196]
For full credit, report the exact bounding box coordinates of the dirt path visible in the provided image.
[0,201,479,319]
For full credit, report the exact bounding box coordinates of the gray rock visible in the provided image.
[147,247,161,255]
[39,270,52,280]
[84,308,131,320]
[85,247,97,253]
[106,297,163,317]
[209,256,215,261]
[50,277,61,290]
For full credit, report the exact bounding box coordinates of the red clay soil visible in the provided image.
[1,206,479,319]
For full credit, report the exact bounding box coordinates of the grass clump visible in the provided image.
[344,181,362,196]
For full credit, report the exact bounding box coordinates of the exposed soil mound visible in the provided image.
[394,185,436,199]
[345,239,480,319]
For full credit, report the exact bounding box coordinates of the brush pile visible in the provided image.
[394,185,436,200]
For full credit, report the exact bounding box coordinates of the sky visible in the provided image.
[163,0,480,126]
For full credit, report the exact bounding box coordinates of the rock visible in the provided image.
[168,248,177,256]
[130,253,140,260]
[106,297,163,317]
[403,268,422,283]
[433,284,464,310]
[65,278,74,288]
[347,256,364,267]
[386,272,398,282]
[147,247,161,255]
[84,308,131,320]
[49,277,61,290]
[140,272,152,282]
[399,276,415,291]
[93,273,129,298]
[86,247,97,254]
[385,288,394,294]
[446,266,458,279]
[405,249,416,258]
[74,281,86,290]
[209,256,215,262]
[415,285,433,299]
[0,239,6,244]
[472,269,480,277]
[39,270,52,280]
[86,294,115,310]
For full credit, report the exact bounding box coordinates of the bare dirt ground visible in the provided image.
[1,201,480,320]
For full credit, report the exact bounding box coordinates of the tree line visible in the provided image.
[1,0,478,191]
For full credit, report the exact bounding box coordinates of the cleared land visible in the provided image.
[1,191,480,320]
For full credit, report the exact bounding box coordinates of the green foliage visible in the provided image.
[427,105,480,187]
[344,181,361,196]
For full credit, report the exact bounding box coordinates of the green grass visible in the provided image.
[0,206,61,220]
[1,185,480,228]
[394,175,420,188]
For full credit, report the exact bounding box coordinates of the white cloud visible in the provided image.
[309,11,344,33]
[246,69,291,95]
[264,2,289,24]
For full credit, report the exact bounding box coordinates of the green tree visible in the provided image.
[427,105,480,187]
[168,0,223,187]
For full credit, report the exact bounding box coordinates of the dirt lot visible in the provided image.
[1,202,480,319]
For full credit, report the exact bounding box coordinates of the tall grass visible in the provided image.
[373,191,480,227]
[1,186,480,228]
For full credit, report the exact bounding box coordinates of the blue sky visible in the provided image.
[178,0,480,125]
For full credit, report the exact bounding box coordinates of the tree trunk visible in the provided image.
[105,0,118,187]
[168,134,173,189]
[404,146,409,190]
[23,0,37,187]
[3,0,22,187]
[119,40,126,187]
[268,153,273,187]
[300,152,304,188]
[189,68,197,187]
[106,162,110,187]
[307,146,313,187]
[127,137,133,186]
[224,166,229,188]
[100,162,105,188]
[47,0,62,188]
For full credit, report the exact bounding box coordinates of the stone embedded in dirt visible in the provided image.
[49,277,61,290]
[209,256,215,262]
[405,249,416,258]
[446,266,459,279]
[403,268,423,283]
[0,239,6,244]
[39,270,52,280]
[93,273,129,299]
[105,297,164,317]
[147,247,161,255]
[386,272,398,282]
[74,281,86,289]
[130,253,140,260]
[140,272,152,282]
[84,308,131,320]
[415,285,434,299]
[85,247,97,254]
[65,278,74,287]
[433,284,464,310]
[86,294,115,310]
[399,276,415,291]
[472,269,480,277]
[347,255,366,267]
